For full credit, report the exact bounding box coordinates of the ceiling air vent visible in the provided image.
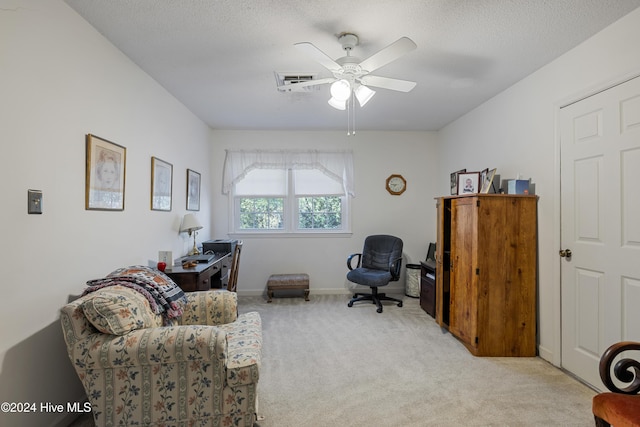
[275,72,319,92]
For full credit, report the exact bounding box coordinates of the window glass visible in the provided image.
[233,168,348,233]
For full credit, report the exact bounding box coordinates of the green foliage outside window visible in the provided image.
[298,196,342,229]
[238,196,342,230]
[239,198,284,229]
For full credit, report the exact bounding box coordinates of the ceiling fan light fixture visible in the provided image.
[328,97,347,110]
[330,79,351,101]
[355,84,375,107]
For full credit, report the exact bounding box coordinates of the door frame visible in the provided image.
[552,69,640,368]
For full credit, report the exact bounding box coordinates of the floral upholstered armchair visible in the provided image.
[60,268,261,427]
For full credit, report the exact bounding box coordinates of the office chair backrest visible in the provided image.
[361,235,403,274]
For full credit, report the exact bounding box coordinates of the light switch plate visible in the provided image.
[28,190,42,214]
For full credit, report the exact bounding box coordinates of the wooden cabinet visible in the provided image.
[435,194,538,357]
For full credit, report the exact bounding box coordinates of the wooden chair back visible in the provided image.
[227,241,243,292]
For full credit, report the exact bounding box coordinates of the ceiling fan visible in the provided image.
[283,33,417,110]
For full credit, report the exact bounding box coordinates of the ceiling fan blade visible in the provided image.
[360,75,417,92]
[277,77,335,92]
[358,37,417,73]
[294,42,343,73]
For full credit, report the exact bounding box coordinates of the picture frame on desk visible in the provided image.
[187,169,201,211]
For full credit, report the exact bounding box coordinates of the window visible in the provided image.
[294,169,343,230]
[232,168,347,233]
[224,150,354,234]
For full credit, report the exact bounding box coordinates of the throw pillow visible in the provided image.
[82,285,161,335]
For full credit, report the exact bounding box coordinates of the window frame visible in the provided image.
[229,169,351,236]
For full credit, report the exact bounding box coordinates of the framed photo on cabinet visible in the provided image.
[450,169,466,195]
[85,134,126,211]
[187,169,201,211]
[457,172,480,195]
[480,168,497,193]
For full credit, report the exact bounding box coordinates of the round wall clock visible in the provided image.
[386,174,407,195]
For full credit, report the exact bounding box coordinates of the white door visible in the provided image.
[560,75,640,389]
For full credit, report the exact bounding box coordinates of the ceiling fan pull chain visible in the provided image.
[352,95,356,135]
[347,96,352,136]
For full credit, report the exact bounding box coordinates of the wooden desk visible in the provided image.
[165,253,230,292]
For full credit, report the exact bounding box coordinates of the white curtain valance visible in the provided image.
[222,149,355,197]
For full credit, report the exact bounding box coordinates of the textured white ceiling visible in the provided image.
[64,0,640,131]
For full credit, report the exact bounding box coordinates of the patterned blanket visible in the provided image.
[84,265,187,323]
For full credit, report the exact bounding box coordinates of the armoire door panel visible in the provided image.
[449,198,478,349]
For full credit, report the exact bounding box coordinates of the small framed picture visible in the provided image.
[450,169,466,195]
[480,168,488,189]
[480,168,497,194]
[458,172,480,195]
[187,169,201,211]
[151,157,173,211]
[85,134,126,211]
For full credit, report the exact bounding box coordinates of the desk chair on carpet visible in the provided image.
[346,234,403,313]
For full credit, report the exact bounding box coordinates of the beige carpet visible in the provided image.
[239,294,596,427]
[69,293,596,426]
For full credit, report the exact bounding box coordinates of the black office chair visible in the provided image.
[347,235,404,313]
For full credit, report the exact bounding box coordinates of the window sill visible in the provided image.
[228,231,353,239]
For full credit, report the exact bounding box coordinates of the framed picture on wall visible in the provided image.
[85,134,126,211]
[187,169,201,211]
[151,157,173,211]
[450,169,466,195]
[457,172,480,195]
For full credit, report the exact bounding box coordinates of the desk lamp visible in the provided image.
[180,213,203,256]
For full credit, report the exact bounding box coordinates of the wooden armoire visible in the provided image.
[435,194,538,356]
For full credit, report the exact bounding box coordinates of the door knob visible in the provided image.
[559,249,572,258]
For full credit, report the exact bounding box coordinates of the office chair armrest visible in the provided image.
[347,253,362,270]
[389,257,403,280]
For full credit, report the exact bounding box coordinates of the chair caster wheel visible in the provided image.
[377,307,383,313]
[398,302,403,307]
[347,301,353,307]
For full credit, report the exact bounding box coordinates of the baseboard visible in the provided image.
[236,286,406,297]
[537,345,555,365]
[237,288,353,297]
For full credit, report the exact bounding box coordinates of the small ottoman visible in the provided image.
[267,273,310,302]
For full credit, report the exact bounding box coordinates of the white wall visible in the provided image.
[0,1,213,426]
[437,8,640,364]
[210,130,438,295]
